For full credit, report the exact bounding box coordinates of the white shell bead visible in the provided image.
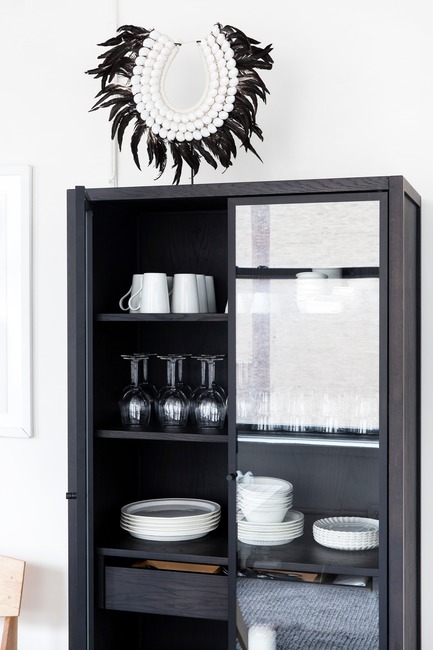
[144,59,154,68]
[136,102,145,112]
[213,117,224,127]
[209,109,218,119]
[155,114,164,125]
[148,50,158,60]
[167,130,176,140]
[178,123,187,132]
[154,99,163,109]
[166,41,175,49]
[142,38,155,47]
[225,95,235,104]
[161,46,171,56]
[150,30,161,39]
[213,103,223,112]
[203,45,211,56]
[221,40,230,51]
[146,116,155,126]
[208,123,217,133]
[166,111,174,121]
[145,100,155,110]
[227,58,236,70]
[201,127,210,137]
[215,94,225,104]
[202,115,212,125]
[181,114,189,123]
[227,86,237,95]
[194,119,204,129]
[151,123,160,134]
[135,56,146,66]
[185,131,193,141]
[163,119,171,130]
[139,47,150,56]
[150,108,158,118]
[193,130,202,140]
[207,34,215,45]
[131,83,141,94]
[134,93,143,104]
[176,132,185,142]
[159,128,167,138]
[209,88,218,98]
[153,41,163,51]
[211,43,219,54]
[229,77,239,87]
[173,113,181,122]
[215,50,224,61]
[219,110,228,120]
[224,48,234,60]
[219,76,229,86]
[212,25,220,36]
[210,80,219,89]
[195,109,204,118]
[158,34,168,43]
[130,76,141,85]
[216,33,225,44]
[224,103,234,112]
[186,122,195,131]
[228,67,239,77]
[140,110,150,121]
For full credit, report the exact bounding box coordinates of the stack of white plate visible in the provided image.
[313,516,379,550]
[120,498,221,542]
[238,509,304,546]
[237,476,294,523]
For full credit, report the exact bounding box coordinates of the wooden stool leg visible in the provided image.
[1,617,18,650]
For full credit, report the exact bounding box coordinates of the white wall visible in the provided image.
[0,0,431,647]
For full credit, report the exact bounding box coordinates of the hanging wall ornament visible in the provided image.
[86,23,273,184]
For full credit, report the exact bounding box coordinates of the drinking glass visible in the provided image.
[135,353,158,416]
[118,355,152,426]
[156,355,189,427]
[193,356,227,429]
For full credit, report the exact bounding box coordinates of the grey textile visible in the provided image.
[236,579,379,649]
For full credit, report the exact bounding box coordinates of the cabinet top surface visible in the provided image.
[68,175,420,205]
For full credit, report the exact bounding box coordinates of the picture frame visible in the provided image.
[0,165,32,437]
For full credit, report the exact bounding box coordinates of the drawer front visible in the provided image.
[105,567,229,620]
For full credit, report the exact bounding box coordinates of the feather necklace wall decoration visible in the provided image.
[86,23,273,184]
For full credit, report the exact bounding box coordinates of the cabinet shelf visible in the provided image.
[237,430,379,449]
[96,313,228,322]
[96,426,228,443]
[238,513,379,577]
[96,528,229,565]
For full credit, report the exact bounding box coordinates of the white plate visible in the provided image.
[127,528,216,541]
[120,518,220,533]
[121,511,221,526]
[313,516,379,550]
[121,498,221,521]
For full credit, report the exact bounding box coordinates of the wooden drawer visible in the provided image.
[104,566,229,620]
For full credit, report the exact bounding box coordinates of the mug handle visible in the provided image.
[119,287,132,311]
[128,287,142,311]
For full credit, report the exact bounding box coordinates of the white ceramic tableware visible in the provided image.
[171,273,200,313]
[205,275,217,312]
[119,274,143,312]
[129,272,170,313]
[196,274,209,313]
[296,271,328,279]
[312,267,343,278]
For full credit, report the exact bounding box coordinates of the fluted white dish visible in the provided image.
[313,516,379,550]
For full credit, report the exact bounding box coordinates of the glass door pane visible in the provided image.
[234,196,383,650]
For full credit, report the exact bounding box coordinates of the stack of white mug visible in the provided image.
[119,272,217,314]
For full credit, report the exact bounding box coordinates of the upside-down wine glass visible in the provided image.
[118,354,152,427]
[156,355,189,427]
[193,356,227,429]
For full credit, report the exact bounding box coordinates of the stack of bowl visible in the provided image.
[237,476,294,523]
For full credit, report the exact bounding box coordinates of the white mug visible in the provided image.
[129,273,170,313]
[205,275,217,312]
[196,274,208,313]
[313,267,342,279]
[171,274,200,313]
[119,274,143,312]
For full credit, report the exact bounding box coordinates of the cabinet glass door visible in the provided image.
[233,195,385,649]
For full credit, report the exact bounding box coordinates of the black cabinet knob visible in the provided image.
[66,492,77,500]
[226,473,237,481]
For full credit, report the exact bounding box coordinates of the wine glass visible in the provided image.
[193,356,227,429]
[118,355,152,426]
[135,353,158,417]
[156,355,189,427]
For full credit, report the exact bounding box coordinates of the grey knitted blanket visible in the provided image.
[237,579,379,649]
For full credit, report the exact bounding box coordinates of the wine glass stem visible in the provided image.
[207,359,216,389]
[130,359,139,386]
